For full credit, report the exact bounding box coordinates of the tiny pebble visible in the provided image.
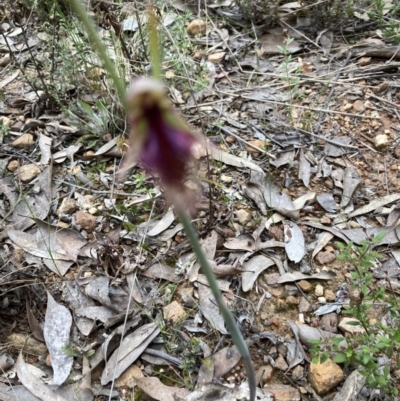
[315,284,324,297]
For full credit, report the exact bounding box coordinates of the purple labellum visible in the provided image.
[121,78,198,191]
[139,106,196,188]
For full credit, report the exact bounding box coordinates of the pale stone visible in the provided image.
[298,297,311,313]
[187,19,207,36]
[286,296,299,305]
[1,116,11,126]
[115,364,143,388]
[7,160,19,172]
[256,365,273,385]
[75,211,97,232]
[12,133,34,149]
[57,198,78,215]
[297,280,311,292]
[208,51,226,64]
[292,365,304,381]
[309,358,344,394]
[338,317,365,335]
[263,385,300,401]
[315,284,324,297]
[320,313,338,333]
[234,209,251,225]
[274,354,288,371]
[353,100,365,112]
[374,134,389,151]
[17,164,41,182]
[315,251,336,265]
[163,301,185,323]
[324,289,336,301]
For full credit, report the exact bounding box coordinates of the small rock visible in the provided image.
[57,198,78,215]
[278,344,287,358]
[320,313,338,333]
[56,221,70,229]
[338,317,365,335]
[263,385,300,401]
[234,209,251,225]
[320,216,331,225]
[298,297,311,313]
[274,354,289,371]
[192,51,204,60]
[88,207,98,215]
[0,116,11,126]
[75,211,97,232]
[324,289,336,301]
[315,251,336,265]
[163,301,185,323]
[350,221,361,228]
[256,365,273,385]
[298,313,305,323]
[292,365,304,381]
[187,19,207,36]
[7,160,19,172]
[208,51,226,64]
[268,226,284,241]
[284,285,298,296]
[353,100,365,113]
[297,280,311,292]
[317,297,326,303]
[115,364,143,388]
[315,284,324,297]
[343,103,353,111]
[324,179,333,189]
[374,134,389,151]
[309,358,344,395]
[277,299,288,310]
[264,273,280,286]
[17,164,41,183]
[286,296,299,305]
[12,133,34,149]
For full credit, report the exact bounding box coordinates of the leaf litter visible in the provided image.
[1,1,400,400]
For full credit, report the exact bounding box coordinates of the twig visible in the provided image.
[278,123,359,149]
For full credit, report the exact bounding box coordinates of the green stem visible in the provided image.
[148,8,161,80]
[178,210,256,401]
[70,0,127,109]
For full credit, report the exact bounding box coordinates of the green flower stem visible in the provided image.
[148,8,161,80]
[178,209,256,401]
[70,0,127,109]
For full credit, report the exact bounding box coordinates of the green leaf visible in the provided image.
[373,231,386,243]
[333,353,347,363]
[363,353,371,364]
[79,100,95,116]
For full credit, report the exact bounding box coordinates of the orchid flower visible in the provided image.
[118,78,198,197]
